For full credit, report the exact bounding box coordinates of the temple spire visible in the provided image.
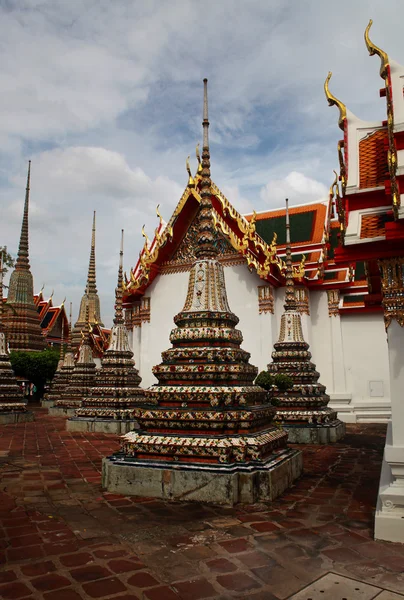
[195,78,218,259]
[86,211,97,295]
[15,161,31,271]
[284,199,298,311]
[0,250,4,333]
[114,230,124,325]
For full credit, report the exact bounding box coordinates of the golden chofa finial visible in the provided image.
[186,156,195,188]
[141,224,150,248]
[156,204,163,226]
[329,169,338,197]
[324,72,347,131]
[365,19,389,80]
[196,143,202,173]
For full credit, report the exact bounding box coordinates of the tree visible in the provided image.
[10,349,59,401]
[255,371,293,406]
[0,247,15,275]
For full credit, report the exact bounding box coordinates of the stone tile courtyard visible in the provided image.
[0,407,403,599]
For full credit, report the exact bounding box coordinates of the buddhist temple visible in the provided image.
[0,251,33,423]
[103,80,303,505]
[71,212,104,350]
[121,146,389,425]
[4,162,46,352]
[267,199,345,443]
[325,21,404,543]
[49,304,97,417]
[42,304,74,409]
[68,231,146,434]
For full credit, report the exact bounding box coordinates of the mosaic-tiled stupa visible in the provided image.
[42,305,75,408]
[268,200,345,443]
[68,231,146,434]
[0,251,33,423]
[103,80,302,505]
[49,303,96,417]
[3,161,45,352]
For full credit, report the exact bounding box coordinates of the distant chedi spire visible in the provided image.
[71,211,104,349]
[4,161,45,351]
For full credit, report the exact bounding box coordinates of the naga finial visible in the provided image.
[365,19,389,80]
[61,296,66,307]
[196,143,202,173]
[324,72,347,131]
[141,225,149,246]
[186,156,195,188]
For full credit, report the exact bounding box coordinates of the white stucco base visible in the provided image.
[0,411,34,424]
[102,449,303,506]
[66,417,139,435]
[375,320,404,543]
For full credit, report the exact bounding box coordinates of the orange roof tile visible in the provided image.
[359,129,387,189]
[360,214,386,239]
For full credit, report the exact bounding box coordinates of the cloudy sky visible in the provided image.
[1,0,403,326]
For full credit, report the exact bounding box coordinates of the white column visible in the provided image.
[375,259,404,543]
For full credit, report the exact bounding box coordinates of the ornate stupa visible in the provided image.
[49,303,97,417]
[4,161,45,351]
[268,199,345,443]
[68,231,146,433]
[42,303,75,408]
[103,80,302,505]
[0,251,33,423]
[71,212,104,350]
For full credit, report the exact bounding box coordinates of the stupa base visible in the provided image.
[0,410,34,424]
[41,399,54,408]
[48,406,77,417]
[282,420,346,444]
[67,417,140,435]
[102,448,303,506]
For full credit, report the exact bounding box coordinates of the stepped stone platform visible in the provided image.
[0,408,401,599]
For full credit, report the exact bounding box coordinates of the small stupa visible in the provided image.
[49,303,97,417]
[103,80,302,505]
[268,199,345,443]
[0,251,33,423]
[42,303,75,408]
[68,231,146,433]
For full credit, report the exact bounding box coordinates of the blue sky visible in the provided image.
[1,0,403,326]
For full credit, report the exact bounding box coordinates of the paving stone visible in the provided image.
[70,564,112,582]
[219,538,252,554]
[0,581,34,599]
[21,560,56,577]
[107,559,145,573]
[82,576,127,598]
[205,558,238,573]
[216,572,261,592]
[31,573,72,592]
[0,571,18,584]
[144,586,181,600]
[127,571,159,588]
[43,589,84,600]
[59,552,94,567]
[172,578,217,599]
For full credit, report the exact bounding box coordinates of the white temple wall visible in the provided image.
[339,314,390,422]
[223,264,274,373]
[137,271,189,388]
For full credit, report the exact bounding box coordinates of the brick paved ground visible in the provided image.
[0,407,403,599]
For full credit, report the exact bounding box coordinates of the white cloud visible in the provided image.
[1,0,404,328]
[260,172,328,208]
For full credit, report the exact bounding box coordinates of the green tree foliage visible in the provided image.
[0,247,15,274]
[255,371,293,406]
[9,349,59,400]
